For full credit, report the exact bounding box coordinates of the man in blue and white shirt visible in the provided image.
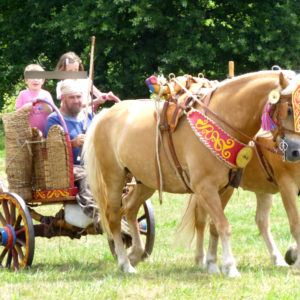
[45,79,96,228]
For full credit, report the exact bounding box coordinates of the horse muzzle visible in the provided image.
[280,136,300,162]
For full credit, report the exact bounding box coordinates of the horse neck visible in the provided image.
[204,74,279,143]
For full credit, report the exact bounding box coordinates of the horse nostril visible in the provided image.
[292,150,300,158]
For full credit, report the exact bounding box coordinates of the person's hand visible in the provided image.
[19,102,34,112]
[72,134,85,148]
[107,91,121,102]
[94,92,120,104]
[93,95,107,105]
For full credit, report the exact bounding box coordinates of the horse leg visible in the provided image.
[196,186,240,277]
[100,168,137,273]
[204,187,234,274]
[194,196,208,267]
[122,183,155,266]
[255,192,287,266]
[278,184,300,268]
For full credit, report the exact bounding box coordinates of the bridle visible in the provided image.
[267,92,300,158]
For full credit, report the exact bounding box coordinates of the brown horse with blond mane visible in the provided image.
[84,70,299,277]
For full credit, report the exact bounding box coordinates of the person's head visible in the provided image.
[24,64,45,92]
[60,79,83,116]
[56,52,84,72]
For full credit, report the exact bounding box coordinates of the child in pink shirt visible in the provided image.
[15,64,54,136]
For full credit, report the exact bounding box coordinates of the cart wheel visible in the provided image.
[108,199,155,259]
[0,192,35,270]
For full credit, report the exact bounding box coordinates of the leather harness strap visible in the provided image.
[254,142,277,184]
[165,128,193,193]
[155,101,193,195]
[154,101,168,198]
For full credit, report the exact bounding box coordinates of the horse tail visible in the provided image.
[175,195,198,247]
[83,112,112,237]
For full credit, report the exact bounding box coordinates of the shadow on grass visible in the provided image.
[20,258,298,283]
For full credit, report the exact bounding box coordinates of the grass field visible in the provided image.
[1,125,300,299]
[1,190,300,299]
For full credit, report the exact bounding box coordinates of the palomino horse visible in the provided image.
[84,71,296,277]
[177,132,300,272]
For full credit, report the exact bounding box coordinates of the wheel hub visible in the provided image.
[0,225,17,249]
[138,220,147,230]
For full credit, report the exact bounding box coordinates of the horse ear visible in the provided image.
[279,72,289,89]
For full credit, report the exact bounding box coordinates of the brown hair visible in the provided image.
[55,52,84,71]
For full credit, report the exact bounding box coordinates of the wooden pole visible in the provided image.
[77,36,95,163]
[228,61,234,78]
[83,36,95,132]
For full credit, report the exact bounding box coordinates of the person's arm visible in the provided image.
[17,102,34,112]
[15,92,34,112]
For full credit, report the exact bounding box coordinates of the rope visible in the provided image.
[5,139,42,172]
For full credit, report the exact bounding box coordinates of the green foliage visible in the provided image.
[1,0,300,109]
[1,79,26,113]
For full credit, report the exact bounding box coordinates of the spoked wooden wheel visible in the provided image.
[0,192,35,270]
[109,199,155,259]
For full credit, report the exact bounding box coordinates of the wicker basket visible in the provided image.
[31,127,47,190]
[44,125,70,190]
[2,111,33,201]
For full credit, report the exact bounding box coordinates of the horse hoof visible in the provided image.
[206,262,220,274]
[285,245,297,265]
[120,263,137,273]
[128,247,143,266]
[222,265,241,278]
[195,256,206,268]
[273,256,288,267]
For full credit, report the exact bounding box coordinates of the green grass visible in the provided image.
[1,190,300,299]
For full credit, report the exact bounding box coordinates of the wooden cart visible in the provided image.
[0,100,155,270]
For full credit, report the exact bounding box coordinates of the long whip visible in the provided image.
[83,36,95,132]
[77,36,95,162]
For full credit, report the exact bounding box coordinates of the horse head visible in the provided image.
[264,73,300,162]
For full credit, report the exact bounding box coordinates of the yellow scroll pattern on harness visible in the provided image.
[195,118,235,159]
[292,85,300,133]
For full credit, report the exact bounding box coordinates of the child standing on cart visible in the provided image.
[15,64,54,136]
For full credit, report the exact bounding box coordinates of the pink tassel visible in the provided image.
[261,103,277,131]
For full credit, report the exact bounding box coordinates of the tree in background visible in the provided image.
[1,0,300,110]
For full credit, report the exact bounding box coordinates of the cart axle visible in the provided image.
[0,225,17,249]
